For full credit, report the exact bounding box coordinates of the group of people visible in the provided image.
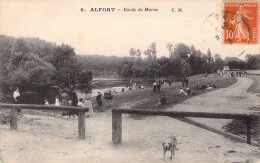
[153,81,162,93]
[230,71,247,77]
[197,83,216,90]
[178,87,191,96]
[181,76,189,87]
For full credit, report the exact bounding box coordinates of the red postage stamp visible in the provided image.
[223,2,258,44]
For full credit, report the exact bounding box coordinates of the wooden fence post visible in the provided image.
[78,111,86,139]
[246,117,251,144]
[112,110,122,144]
[258,116,260,150]
[10,108,17,130]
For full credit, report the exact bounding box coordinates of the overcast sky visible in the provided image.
[1,0,259,59]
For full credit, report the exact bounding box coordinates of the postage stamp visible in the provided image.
[223,1,258,44]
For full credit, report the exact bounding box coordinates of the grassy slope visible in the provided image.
[91,74,237,111]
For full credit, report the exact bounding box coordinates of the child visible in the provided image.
[55,96,60,106]
[77,98,83,107]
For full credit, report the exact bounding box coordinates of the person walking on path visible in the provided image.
[96,92,103,112]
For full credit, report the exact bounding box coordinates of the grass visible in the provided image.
[90,74,237,119]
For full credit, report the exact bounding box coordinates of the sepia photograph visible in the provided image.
[0,0,259,162]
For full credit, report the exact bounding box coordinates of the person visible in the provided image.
[185,77,189,87]
[153,81,157,93]
[55,96,60,106]
[83,94,94,117]
[179,88,187,96]
[186,87,191,95]
[96,92,103,112]
[236,71,239,76]
[199,84,207,90]
[181,76,186,87]
[13,87,21,112]
[206,83,213,89]
[70,88,78,107]
[204,73,207,78]
[60,90,69,106]
[77,98,83,107]
[13,87,20,103]
[239,71,242,77]
[160,95,167,105]
[244,71,247,76]
[157,82,161,93]
[44,99,49,105]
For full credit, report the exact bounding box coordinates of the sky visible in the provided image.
[1,0,259,60]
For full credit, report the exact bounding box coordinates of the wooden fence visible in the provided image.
[112,109,260,149]
[0,103,88,139]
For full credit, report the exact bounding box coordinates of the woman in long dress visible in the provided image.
[83,94,94,117]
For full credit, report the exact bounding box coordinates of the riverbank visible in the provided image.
[0,75,259,163]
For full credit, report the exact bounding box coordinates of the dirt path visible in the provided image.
[0,77,259,163]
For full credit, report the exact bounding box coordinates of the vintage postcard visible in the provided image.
[0,0,260,163]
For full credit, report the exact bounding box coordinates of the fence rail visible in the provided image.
[112,109,260,150]
[0,103,88,139]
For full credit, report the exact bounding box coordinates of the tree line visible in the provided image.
[1,35,259,95]
[0,35,92,95]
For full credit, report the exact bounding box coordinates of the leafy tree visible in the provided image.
[246,54,260,70]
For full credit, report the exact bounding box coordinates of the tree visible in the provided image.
[171,43,190,60]
[144,43,157,61]
[214,54,224,71]
[246,54,260,70]
[129,48,136,57]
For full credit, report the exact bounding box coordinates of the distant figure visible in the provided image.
[44,99,49,105]
[236,71,239,76]
[168,80,172,86]
[153,81,157,93]
[157,95,167,108]
[185,77,189,87]
[186,87,191,95]
[70,88,78,106]
[199,84,207,90]
[179,88,187,96]
[204,73,208,78]
[84,94,94,116]
[157,82,161,93]
[13,87,21,112]
[13,87,20,104]
[239,71,242,77]
[96,92,103,112]
[55,96,60,106]
[61,90,69,106]
[77,98,83,107]
[181,76,186,87]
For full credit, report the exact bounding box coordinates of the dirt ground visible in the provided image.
[0,77,260,163]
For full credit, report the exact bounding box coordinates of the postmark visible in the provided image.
[223,1,258,44]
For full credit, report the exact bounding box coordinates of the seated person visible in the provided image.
[179,88,187,96]
[206,83,213,89]
[200,84,207,90]
[158,95,167,107]
[186,87,191,95]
